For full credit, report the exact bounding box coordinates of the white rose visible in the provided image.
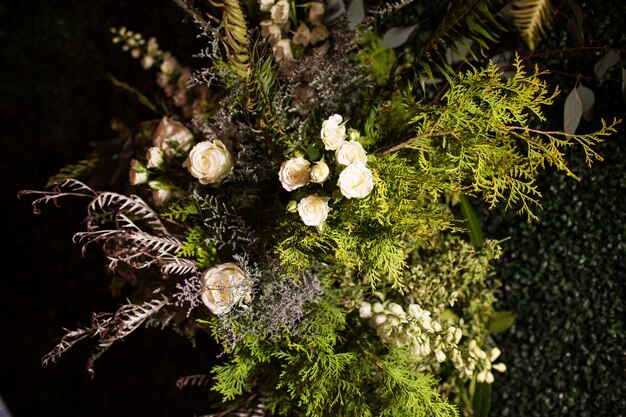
[200,263,249,315]
[270,0,290,25]
[273,39,293,62]
[129,159,148,185]
[183,140,234,184]
[336,140,368,165]
[297,195,330,227]
[337,163,374,199]
[309,160,330,183]
[258,0,275,12]
[260,20,282,45]
[152,189,171,206]
[152,117,194,157]
[145,146,165,169]
[320,114,346,150]
[278,157,310,191]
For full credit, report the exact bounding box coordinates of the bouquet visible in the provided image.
[19,0,621,416]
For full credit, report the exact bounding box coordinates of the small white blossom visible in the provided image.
[337,163,374,199]
[273,39,293,62]
[359,301,372,319]
[270,0,290,24]
[320,114,346,150]
[292,22,311,46]
[308,2,325,21]
[278,157,310,191]
[258,0,275,12]
[260,20,282,45]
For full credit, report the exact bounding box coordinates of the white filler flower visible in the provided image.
[183,140,234,184]
[320,114,346,150]
[297,195,330,226]
[279,157,310,191]
[336,140,367,166]
[200,263,249,315]
[338,163,374,199]
[309,160,330,183]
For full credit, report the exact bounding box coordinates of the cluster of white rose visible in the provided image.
[199,263,251,315]
[359,300,506,384]
[278,114,374,227]
[129,117,235,204]
[258,0,328,62]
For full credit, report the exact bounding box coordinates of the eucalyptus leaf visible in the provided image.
[381,25,417,49]
[577,85,595,122]
[564,87,583,134]
[594,50,619,79]
[488,311,516,333]
[347,0,364,30]
[566,18,584,48]
[566,0,584,28]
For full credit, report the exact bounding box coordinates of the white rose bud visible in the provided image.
[273,39,293,62]
[260,20,282,45]
[145,146,165,169]
[152,117,194,157]
[309,160,330,183]
[183,140,234,185]
[152,189,171,206]
[337,163,374,199]
[129,159,148,185]
[258,0,275,12]
[308,2,325,21]
[200,263,249,315]
[270,0,290,24]
[320,114,346,150]
[297,195,329,227]
[278,157,310,191]
[336,140,368,166]
[492,363,507,373]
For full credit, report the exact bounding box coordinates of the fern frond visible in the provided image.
[45,158,99,189]
[18,179,96,214]
[511,0,552,51]
[161,257,198,276]
[210,0,250,79]
[87,192,168,234]
[414,0,502,87]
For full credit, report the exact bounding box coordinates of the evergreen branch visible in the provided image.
[45,158,99,189]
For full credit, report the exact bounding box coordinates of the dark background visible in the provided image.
[1,0,625,416]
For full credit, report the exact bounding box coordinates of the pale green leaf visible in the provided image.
[564,87,583,134]
[593,50,619,79]
[347,0,365,30]
[381,25,417,49]
[488,311,516,333]
[472,381,492,417]
[577,85,595,122]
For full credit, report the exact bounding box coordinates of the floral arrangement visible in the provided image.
[19,0,621,416]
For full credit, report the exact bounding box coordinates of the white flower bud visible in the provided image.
[270,0,289,24]
[292,22,311,46]
[297,195,330,227]
[372,313,387,326]
[278,157,310,191]
[337,163,374,199]
[490,347,502,361]
[372,302,384,314]
[309,160,330,183]
[260,20,282,45]
[258,0,275,12]
[485,371,495,384]
[455,328,463,344]
[272,38,293,62]
[407,304,421,318]
[320,114,346,150]
[387,303,405,318]
[435,350,447,363]
[492,363,507,373]
[386,314,401,327]
[145,146,165,169]
[129,159,148,185]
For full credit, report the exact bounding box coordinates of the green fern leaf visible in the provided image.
[511,0,552,51]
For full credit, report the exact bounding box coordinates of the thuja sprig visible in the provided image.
[385,55,620,221]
